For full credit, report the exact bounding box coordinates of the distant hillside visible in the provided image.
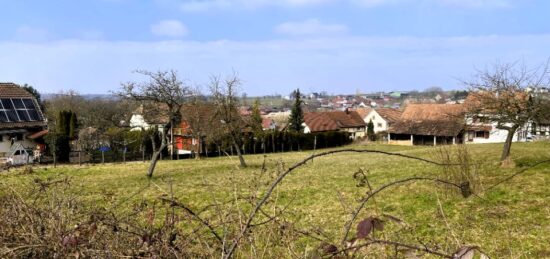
[41,93,118,101]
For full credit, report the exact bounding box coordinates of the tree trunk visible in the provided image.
[232,141,247,168]
[147,145,165,178]
[500,127,518,162]
[147,129,167,178]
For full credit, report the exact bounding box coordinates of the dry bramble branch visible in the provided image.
[5,146,549,257]
[222,148,474,259]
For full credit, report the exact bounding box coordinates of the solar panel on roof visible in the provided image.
[6,110,18,121]
[28,110,40,121]
[12,99,24,109]
[0,98,42,123]
[0,112,8,122]
[22,99,36,109]
[1,99,13,109]
[17,110,30,121]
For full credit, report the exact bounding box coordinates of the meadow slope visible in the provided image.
[2,142,550,258]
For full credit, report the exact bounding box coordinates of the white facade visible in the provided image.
[302,123,311,133]
[129,114,151,131]
[0,132,37,156]
[129,114,165,132]
[465,121,528,144]
[363,110,389,133]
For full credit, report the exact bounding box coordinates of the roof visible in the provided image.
[262,117,276,129]
[0,83,47,130]
[134,103,170,125]
[304,110,366,132]
[0,83,34,98]
[27,129,49,139]
[181,103,221,130]
[464,91,530,114]
[354,107,372,119]
[400,104,465,121]
[389,104,465,137]
[375,108,402,123]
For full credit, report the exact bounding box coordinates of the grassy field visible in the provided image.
[2,142,550,258]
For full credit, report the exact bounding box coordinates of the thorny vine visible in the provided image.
[1,147,548,258]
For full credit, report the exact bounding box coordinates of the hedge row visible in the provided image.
[204,131,353,156]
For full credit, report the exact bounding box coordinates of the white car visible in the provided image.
[7,149,34,166]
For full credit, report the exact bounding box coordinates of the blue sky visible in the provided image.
[1,0,549,96]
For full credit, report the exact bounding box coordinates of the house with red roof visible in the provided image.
[0,83,47,160]
[303,109,366,139]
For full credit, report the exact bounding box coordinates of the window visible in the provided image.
[475,131,489,139]
[377,123,382,128]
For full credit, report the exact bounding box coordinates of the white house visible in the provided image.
[358,108,402,133]
[129,104,168,131]
[386,102,530,146]
[465,118,530,144]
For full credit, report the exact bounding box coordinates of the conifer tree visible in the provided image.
[367,119,375,141]
[288,89,304,132]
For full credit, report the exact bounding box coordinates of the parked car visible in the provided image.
[6,144,35,166]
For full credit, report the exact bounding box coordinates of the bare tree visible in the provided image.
[209,74,248,168]
[465,61,550,163]
[181,94,212,159]
[118,70,192,177]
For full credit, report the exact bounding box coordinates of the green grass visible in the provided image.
[3,142,550,258]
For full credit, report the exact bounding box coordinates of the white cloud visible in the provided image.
[352,0,513,8]
[178,0,512,11]
[180,0,333,11]
[275,19,349,36]
[1,34,547,95]
[437,0,512,8]
[14,25,49,42]
[79,30,104,40]
[150,20,189,38]
[351,0,400,7]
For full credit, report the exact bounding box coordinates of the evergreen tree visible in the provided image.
[288,88,304,132]
[367,119,375,141]
[251,99,263,134]
[57,110,68,135]
[69,112,78,139]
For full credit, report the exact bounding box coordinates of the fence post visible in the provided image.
[312,135,317,163]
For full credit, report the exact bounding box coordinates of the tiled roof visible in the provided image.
[181,103,221,129]
[0,121,47,130]
[304,110,366,132]
[375,108,402,123]
[354,107,372,119]
[389,104,465,137]
[400,104,464,121]
[0,83,34,98]
[0,83,47,130]
[135,103,170,125]
[27,129,49,139]
[262,118,275,129]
